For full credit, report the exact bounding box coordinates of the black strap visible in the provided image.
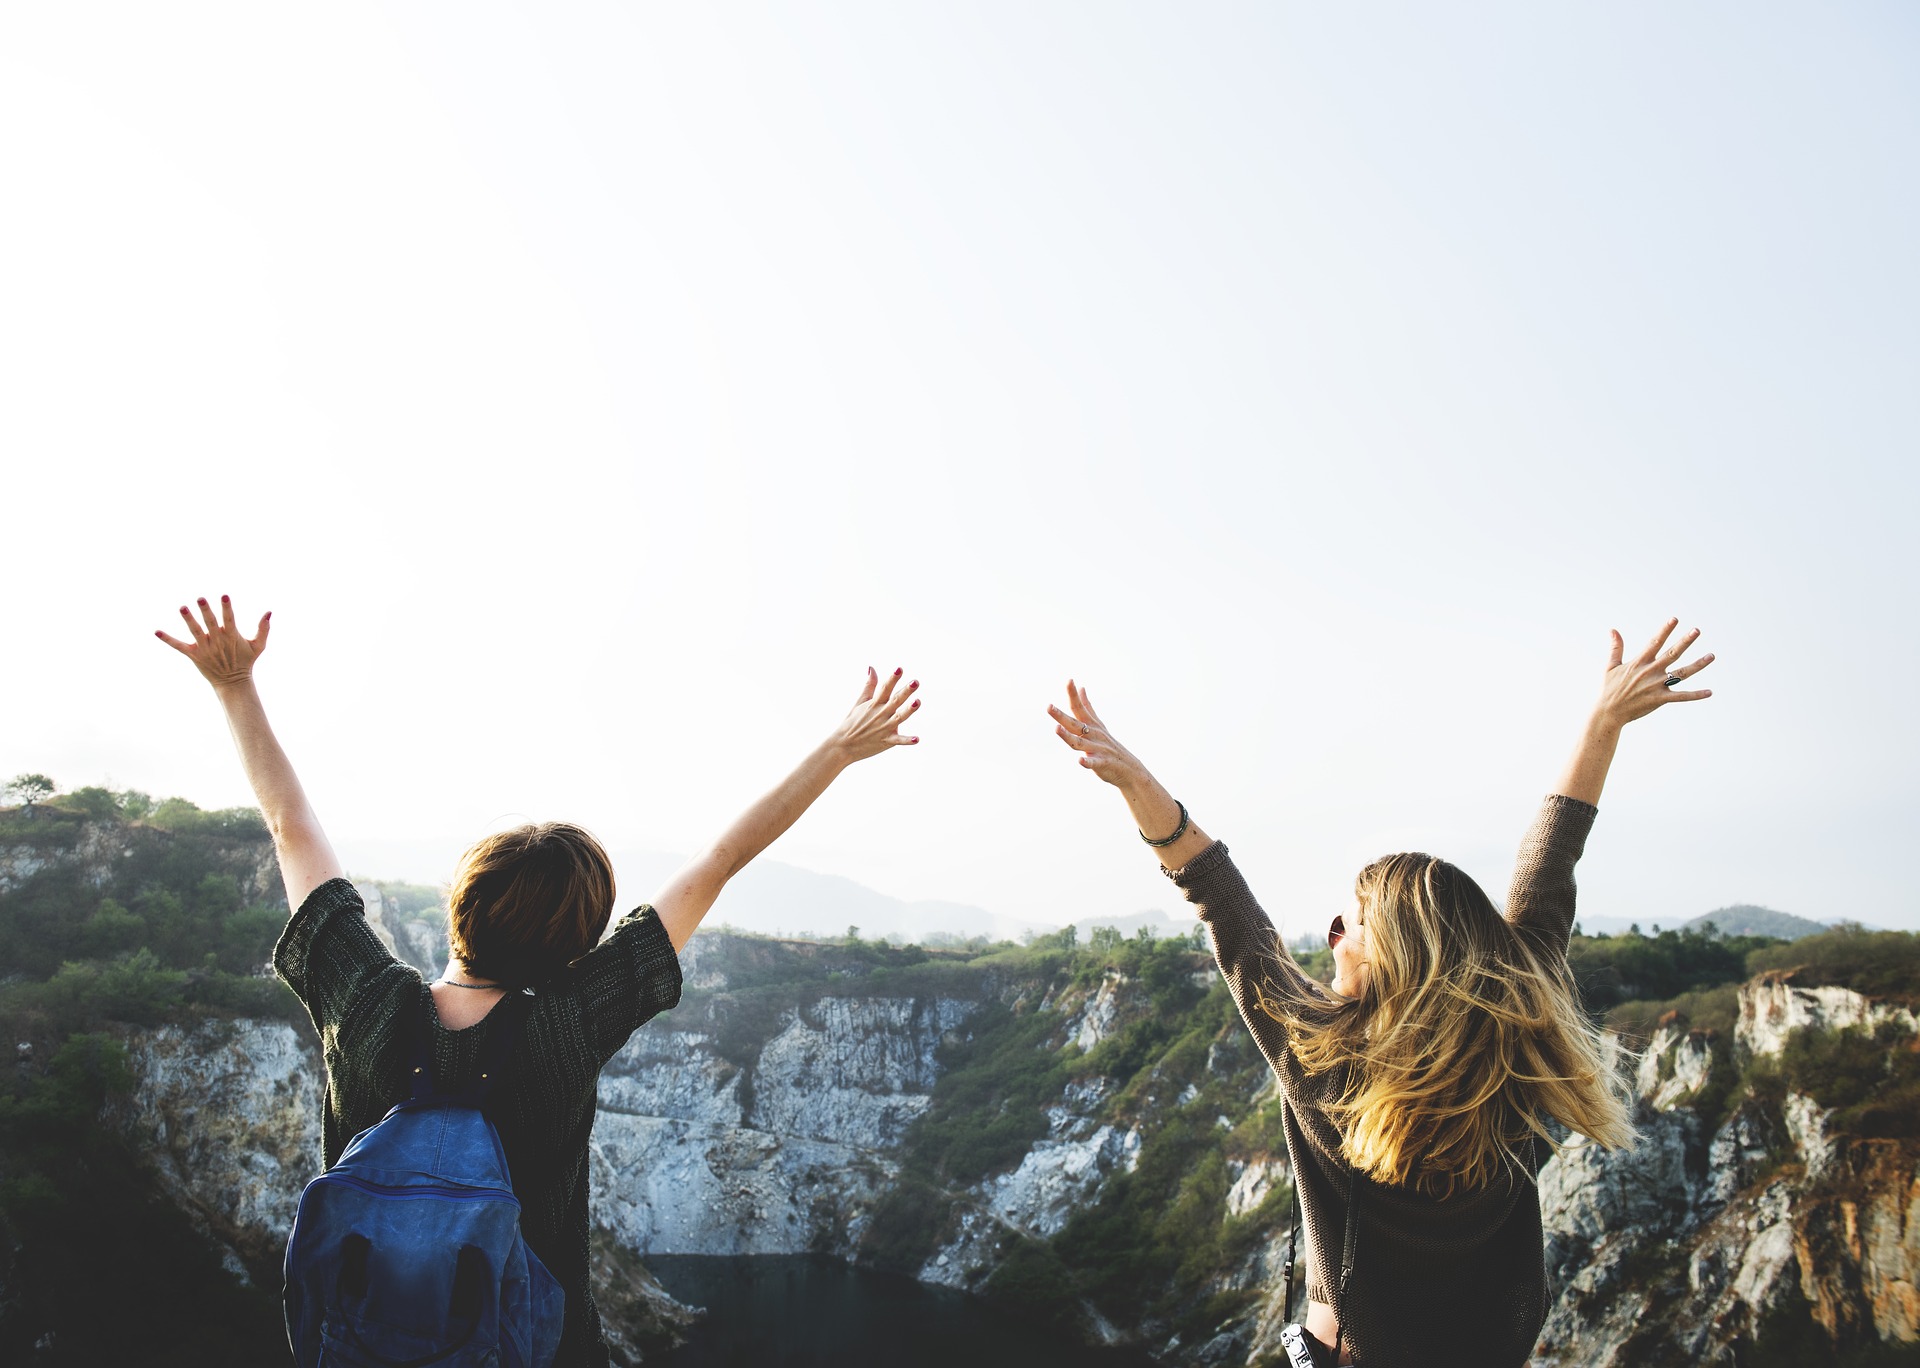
[410,988,535,1105]
[1336,1165,1358,1361]
[1284,1160,1360,1361]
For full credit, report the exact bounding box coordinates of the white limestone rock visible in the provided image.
[1633,1024,1716,1110]
[1225,1156,1286,1220]
[747,996,975,1148]
[588,1112,889,1257]
[1070,972,1131,1052]
[117,1017,322,1268]
[980,1124,1142,1239]
[599,1029,744,1127]
[1739,977,1918,1056]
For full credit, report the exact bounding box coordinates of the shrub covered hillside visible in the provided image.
[0,786,299,1365]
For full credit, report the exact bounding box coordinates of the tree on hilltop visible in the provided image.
[6,772,56,809]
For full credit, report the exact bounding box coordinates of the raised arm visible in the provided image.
[156,595,343,912]
[649,667,923,952]
[1046,681,1213,872]
[1553,617,1715,805]
[1508,618,1716,941]
[1045,681,1336,1095]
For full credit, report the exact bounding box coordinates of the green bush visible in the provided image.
[859,1171,956,1273]
[146,797,269,839]
[56,786,123,821]
[1767,1024,1920,1139]
[1605,983,1742,1044]
[1747,925,1920,1004]
[1568,925,1782,1014]
[0,1036,281,1363]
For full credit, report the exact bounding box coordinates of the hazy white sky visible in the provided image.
[5,4,1915,934]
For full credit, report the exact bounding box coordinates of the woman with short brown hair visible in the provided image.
[159,594,925,1367]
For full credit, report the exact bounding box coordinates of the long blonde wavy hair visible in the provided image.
[1263,852,1634,1196]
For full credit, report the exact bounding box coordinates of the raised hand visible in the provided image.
[1048,680,1150,791]
[1596,618,1715,727]
[1047,680,1210,867]
[156,594,271,691]
[829,667,923,763]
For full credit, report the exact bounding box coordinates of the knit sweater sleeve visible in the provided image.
[273,877,401,1037]
[572,905,684,1065]
[1503,794,1599,954]
[1166,841,1339,1104]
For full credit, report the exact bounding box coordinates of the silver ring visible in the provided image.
[1081,724,1092,735]
[1663,673,1681,688]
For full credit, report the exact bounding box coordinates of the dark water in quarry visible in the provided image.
[648,1255,1157,1367]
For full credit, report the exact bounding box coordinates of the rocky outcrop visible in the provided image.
[1739,973,1919,1055]
[355,882,447,978]
[1533,976,1920,1366]
[0,816,280,906]
[94,932,1920,1367]
[114,1017,320,1279]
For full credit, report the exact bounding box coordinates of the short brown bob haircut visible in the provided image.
[446,822,616,986]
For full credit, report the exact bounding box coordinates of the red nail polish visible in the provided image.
[893,668,902,676]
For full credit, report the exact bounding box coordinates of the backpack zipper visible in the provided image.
[315,1173,520,1206]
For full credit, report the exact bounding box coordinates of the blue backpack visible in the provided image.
[284,990,565,1368]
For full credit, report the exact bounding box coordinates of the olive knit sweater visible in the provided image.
[1167,794,1598,1368]
[273,879,683,1368]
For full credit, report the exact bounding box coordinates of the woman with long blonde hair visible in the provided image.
[1047,620,1715,1368]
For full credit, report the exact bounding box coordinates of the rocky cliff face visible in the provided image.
[1531,974,1920,1366]
[103,934,1919,1366]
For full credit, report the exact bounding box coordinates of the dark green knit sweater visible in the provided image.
[1169,794,1598,1368]
[274,879,683,1368]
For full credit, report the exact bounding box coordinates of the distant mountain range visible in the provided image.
[1575,905,1839,940]
[609,848,1040,944]
[335,835,1839,946]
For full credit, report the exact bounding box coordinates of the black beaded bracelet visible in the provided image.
[1140,800,1190,848]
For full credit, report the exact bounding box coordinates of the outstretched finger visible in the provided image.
[1054,722,1094,753]
[1076,684,1107,730]
[155,629,194,656]
[197,597,219,634]
[1637,618,1679,665]
[1662,687,1713,703]
[1065,679,1094,725]
[179,605,208,643]
[1607,630,1624,670]
[889,691,922,728]
[250,612,272,654]
[1658,627,1701,667]
[875,667,902,708]
[1048,703,1095,737]
[1668,651,1715,682]
[855,667,878,705]
[219,594,237,632]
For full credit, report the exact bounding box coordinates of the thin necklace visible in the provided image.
[435,977,504,991]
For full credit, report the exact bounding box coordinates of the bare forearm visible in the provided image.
[1553,712,1622,808]
[1551,618,1717,808]
[213,680,342,907]
[649,667,921,952]
[1115,774,1214,874]
[215,680,308,826]
[653,740,855,951]
[709,741,850,879]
